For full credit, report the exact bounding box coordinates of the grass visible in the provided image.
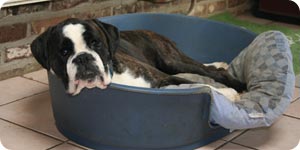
[208,12,300,74]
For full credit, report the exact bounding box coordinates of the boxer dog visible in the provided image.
[31,18,246,95]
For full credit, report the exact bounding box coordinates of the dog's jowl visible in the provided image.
[31,18,246,95]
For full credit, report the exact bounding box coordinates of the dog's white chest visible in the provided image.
[112,69,151,88]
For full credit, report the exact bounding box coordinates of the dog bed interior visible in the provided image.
[48,13,279,150]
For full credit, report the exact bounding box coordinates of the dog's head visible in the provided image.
[31,18,119,95]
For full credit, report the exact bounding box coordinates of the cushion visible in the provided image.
[226,30,295,126]
[163,31,295,130]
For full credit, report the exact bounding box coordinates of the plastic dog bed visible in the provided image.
[48,13,257,150]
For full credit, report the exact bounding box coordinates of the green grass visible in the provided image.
[208,12,300,74]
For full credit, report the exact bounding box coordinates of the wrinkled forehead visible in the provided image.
[62,23,86,43]
[61,21,109,54]
[62,24,86,54]
[64,23,84,34]
[61,22,105,47]
[61,21,103,37]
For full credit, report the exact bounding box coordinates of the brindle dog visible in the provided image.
[30,18,246,95]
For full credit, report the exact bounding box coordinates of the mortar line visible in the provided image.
[215,129,249,149]
[283,114,300,120]
[291,97,300,104]
[68,142,91,150]
[46,140,88,150]
[21,75,49,85]
[228,141,258,150]
[45,142,66,150]
[0,90,49,107]
[0,118,65,142]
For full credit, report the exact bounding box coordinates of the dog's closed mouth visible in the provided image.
[69,76,109,95]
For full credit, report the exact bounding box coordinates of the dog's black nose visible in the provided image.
[75,69,99,80]
[73,53,95,65]
[73,53,100,80]
[84,71,97,79]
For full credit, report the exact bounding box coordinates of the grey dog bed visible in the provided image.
[163,31,295,130]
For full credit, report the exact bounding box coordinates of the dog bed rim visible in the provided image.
[100,13,256,38]
[81,82,203,95]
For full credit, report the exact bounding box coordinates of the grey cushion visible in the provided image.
[227,31,295,124]
[164,31,295,130]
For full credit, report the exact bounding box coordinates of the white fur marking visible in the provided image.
[66,58,78,94]
[209,86,240,102]
[50,68,56,75]
[112,69,151,88]
[63,24,112,95]
[204,62,229,70]
[63,24,86,54]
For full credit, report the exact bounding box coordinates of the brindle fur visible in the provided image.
[31,18,246,92]
[114,30,246,92]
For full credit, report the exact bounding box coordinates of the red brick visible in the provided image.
[31,16,69,34]
[51,0,88,11]
[228,0,247,8]
[123,3,138,13]
[74,11,99,19]
[73,7,112,19]
[172,0,190,5]
[113,5,123,15]
[113,3,138,15]
[143,1,158,12]
[193,3,208,16]
[101,7,113,17]
[5,2,50,16]
[0,9,7,19]
[207,0,226,14]
[135,1,144,12]
[0,23,27,43]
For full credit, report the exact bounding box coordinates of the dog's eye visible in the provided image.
[61,49,69,56]
[90,40,102,48]
[91,40,97,45]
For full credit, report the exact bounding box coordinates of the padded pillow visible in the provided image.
[164,31,295,130]
[226,31,295,127]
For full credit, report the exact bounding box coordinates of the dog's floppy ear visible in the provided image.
[91,19,120,55]
[30,27,53,70]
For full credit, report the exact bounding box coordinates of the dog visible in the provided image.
[30,18,246,95]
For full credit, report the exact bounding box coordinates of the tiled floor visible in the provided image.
[0,13,299,150]
[0,68,299,150]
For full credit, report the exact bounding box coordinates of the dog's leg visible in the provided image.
[157,76,194,88]
[163,60,246,92]
[120,31,246,92]
[114,52,195,89]
[152,44,246,92]
[150,36,246,92]
[204,62,229,70]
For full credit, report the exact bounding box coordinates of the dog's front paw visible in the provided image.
[204,62,229,70]
[157,76,194,88]
[217,88,241,102]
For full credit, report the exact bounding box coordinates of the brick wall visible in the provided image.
[0,0,253,80]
